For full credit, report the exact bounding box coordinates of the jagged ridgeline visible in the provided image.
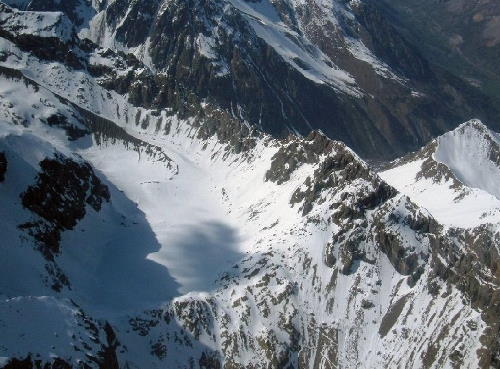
[0,1,499,369]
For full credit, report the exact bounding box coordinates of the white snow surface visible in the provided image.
[380,119,500,229]
[434,119,500,200]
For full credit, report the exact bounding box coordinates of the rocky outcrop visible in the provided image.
[20,155,110,258]
[0,151,6,182]
[265,131,431,282]
[266,131,340,185]
[430,226,500,368]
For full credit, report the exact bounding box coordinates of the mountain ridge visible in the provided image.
[0,51,498,367]
[0,1,499,368]
[2,0,499,159]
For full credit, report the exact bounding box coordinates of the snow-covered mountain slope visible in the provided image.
[434,120,500,200]
[0,39,499,368]
[0,2,74,41]
[2,0,499,159]
[0,72,181,313]
[80,0,398,92]
[1,62,496,368]
[380,119,500,230]
[0,2,499,369]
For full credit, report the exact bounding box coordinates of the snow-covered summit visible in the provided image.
[434,119,500,200]
[380,119,500,229]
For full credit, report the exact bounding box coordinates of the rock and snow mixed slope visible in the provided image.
[2,0,498,159]
[0,2,499,369]
[1,67,498,368]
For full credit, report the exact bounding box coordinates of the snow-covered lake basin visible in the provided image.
[83,138,246,297]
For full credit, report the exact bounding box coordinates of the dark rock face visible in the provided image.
[44,114,89,141]
[106,0,162,48]
[195,107,259,155]
[378,294,410,337]
[0,151,7,182]
[20,155,110,257]
[2,356,72,369]
[379,0,500,101]
[352,1,431,81]
[92,323,120,369]
[6,0,498,159]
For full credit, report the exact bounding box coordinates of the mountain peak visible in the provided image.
[453,118,495,136]
[380,118,500,229]
[434,119,500,199]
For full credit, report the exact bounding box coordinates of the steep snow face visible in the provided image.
[380,159,500,229]
[0,77,182,314]
[380,119,500,229]
[434,119,500,200]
